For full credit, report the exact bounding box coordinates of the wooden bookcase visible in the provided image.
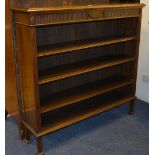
[11,0,144,154]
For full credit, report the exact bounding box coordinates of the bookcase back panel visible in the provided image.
[39,62,133,98]
[37,18,136,99]
[37,40,135,70]
[36,18,138,48]
[41,84,134,128]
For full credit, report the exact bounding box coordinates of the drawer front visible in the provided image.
[32,8,140,25]
[31,11,87,25]
[15,8,141,26]
[87,8,140,20]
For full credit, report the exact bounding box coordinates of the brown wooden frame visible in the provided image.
[11,1,144,155]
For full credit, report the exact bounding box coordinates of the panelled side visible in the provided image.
[131,9,143,95]
[15,24,41,133]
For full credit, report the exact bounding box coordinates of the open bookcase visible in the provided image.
[11,0,144,154]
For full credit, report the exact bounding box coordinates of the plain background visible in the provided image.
[136,0,149,103]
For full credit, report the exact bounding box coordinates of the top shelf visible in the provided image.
[12,3,145,13]
[13,3,144,26]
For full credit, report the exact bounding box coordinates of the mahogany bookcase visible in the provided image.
[11,0,144,154]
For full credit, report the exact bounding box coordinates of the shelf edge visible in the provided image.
[37,36,137,58]
[39,96,136,136]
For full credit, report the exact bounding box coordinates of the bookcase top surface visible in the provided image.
[12,3,145,13]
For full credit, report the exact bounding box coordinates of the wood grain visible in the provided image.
[40,76,134,113]
[41,90,135,136]
[15,24,41,131]
[12,3,144,12]
[38,56,135,84]
[37,36,136,57]
[5,0,18,116]
[11,1,144,154]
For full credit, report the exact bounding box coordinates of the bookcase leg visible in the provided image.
[19,127,24,140]
[24,127,32,144]
[5,109,8,120]
[17,120,25,140]
[36,137,44,155]
[129,99,136,115]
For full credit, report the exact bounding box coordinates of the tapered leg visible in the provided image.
[16,120,25,140]
[129,99,136,115]
[19,128,24,140]
[5,109,8,120]
[24,127,32,144]
[36,137,44,155]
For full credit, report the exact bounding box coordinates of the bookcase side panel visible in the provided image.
[15,24,41,132]
[132,10,143,94]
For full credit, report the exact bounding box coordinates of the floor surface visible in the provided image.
[5,99,149,155]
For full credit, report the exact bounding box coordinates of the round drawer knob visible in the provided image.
[87,10,103,19]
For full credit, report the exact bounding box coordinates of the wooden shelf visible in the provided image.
[37,36,136,57]
[12,3,144,13]
[38,56,135,84]
[41,91,135,136]
[13,2,144,154]
[40,76,134,114]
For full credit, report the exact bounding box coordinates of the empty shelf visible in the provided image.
[41,92,135,136]
[40,76,134,113]
[37,36,136,57]
[38,56,135,84]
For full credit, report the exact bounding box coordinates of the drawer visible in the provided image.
[15,8,140,26]
[87,8,140,20]
[30,11,87,25]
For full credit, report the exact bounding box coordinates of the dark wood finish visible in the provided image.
[41,88,135,135]
[11,1,144,154]
[40,76,134,113]
[129,99,136,115]
[36,137,44,155]
[5,109,8,120]
[42,96,135,132]
[24,127,32,144]
[39,56,135,84]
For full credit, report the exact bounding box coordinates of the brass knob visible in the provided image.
[87,10,103,19]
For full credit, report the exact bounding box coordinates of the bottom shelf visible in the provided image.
[41,89,135,135]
